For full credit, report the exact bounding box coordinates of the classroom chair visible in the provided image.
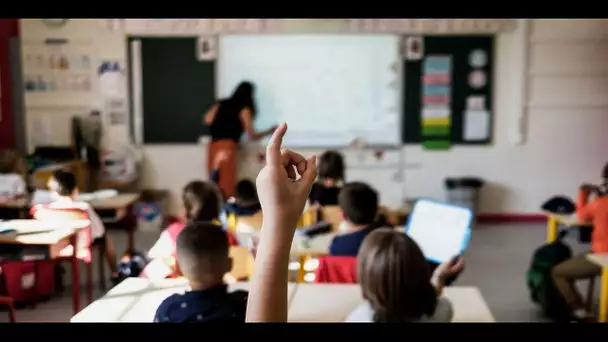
[316,206,343,233]
[30,207,99,301]
[229,246,255,281]
[0,296,16,323]
[377,206,400,226]
[0,266,16,323]
[230,211,263,246]
[314,256,358,284]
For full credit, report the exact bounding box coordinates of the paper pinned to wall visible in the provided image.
[463,110,490,141]
[31,116,52,147]
[98,61,125,98]
[106,99,127,126]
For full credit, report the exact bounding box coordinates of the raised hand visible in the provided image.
[256,122,317,231]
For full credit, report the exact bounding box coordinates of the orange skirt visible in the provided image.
[208,139,238,198]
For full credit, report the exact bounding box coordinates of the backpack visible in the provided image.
[116,250,149,284]
[526,231,572,322]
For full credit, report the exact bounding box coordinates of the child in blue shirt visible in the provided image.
[154,222,247,322]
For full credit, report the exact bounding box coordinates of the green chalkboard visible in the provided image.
[127,37,215,144]
[402,36,494,145]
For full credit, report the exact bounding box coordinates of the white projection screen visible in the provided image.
[218,35,401,147]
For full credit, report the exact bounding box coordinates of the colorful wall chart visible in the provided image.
[402,36,495,147]
[421,55,452,150]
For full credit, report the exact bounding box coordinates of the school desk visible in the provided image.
[543,211,591,243]
[288,284,495,322]
[587,254,608,323]
[0,219,91,315]
[70,277,298,323]
[1,193,140,250]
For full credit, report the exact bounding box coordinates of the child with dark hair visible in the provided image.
[154,222,247,322]
[224,179,261,217]
[553,162,608,322]
[146,180,236,279]
[308,150,345,206]
[32,169,119,281]
[329,182,379,257]
[208,151,260,218]
[345,228,463,322]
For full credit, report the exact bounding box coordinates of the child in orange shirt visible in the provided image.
[552,163,608,322]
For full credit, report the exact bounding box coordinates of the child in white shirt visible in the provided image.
[0,150,27,201]
[32,170,119,281]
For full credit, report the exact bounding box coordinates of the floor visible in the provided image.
[0,222,598,322]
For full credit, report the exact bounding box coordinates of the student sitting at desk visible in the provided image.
[0,150,27,201]
[329,182,379,257]
[154,222,248,322]
[346,229,464,322]
[224,180,261,217]
[552,166,608,322]
[308,150,345,207]
[32,170,119,281]
[146,180,236,279]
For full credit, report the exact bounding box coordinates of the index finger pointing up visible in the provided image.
[266,122,287,167]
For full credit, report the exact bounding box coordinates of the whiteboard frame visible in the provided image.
[404,199,473,264]
[216,34,403,149]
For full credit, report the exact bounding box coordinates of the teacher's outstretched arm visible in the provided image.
[203,103,219,125]
[239,108,277,141]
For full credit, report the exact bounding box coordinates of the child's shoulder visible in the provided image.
[154,293,186,322]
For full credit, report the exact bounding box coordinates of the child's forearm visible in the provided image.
[246,222,294,322]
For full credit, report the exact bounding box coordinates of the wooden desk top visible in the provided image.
[89,193,139,210]
[0,219,90,245]
[290,233,335,257]
[0,197,27,208]
[70,278,297,323]
[0,193,139,210]
[587,254,608,268]
[288,284,495,323]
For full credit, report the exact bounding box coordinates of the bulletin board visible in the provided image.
[21,38,96,108]
[402,36,494,146]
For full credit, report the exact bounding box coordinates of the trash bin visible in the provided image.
[444,177,484,226]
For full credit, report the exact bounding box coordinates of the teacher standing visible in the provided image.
[204,81,276,198]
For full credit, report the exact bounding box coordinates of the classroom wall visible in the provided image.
[18,19,608,215]
[0,19,19,149]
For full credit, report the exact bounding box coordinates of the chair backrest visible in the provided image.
[377,205,399,226]
[31,207,89,221]
[229,246,254,281]
[235,211,263,234]
[321,206,343,232]
[314,256,358,284]
[31,206,92,258]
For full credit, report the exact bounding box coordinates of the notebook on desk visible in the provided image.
[0,222,17,239]
[404,200,472,264]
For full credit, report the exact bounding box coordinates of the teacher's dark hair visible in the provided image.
[228,81,256,118]
[358,229,437,322]
[318,150,345,182]
[182,180,223,223]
